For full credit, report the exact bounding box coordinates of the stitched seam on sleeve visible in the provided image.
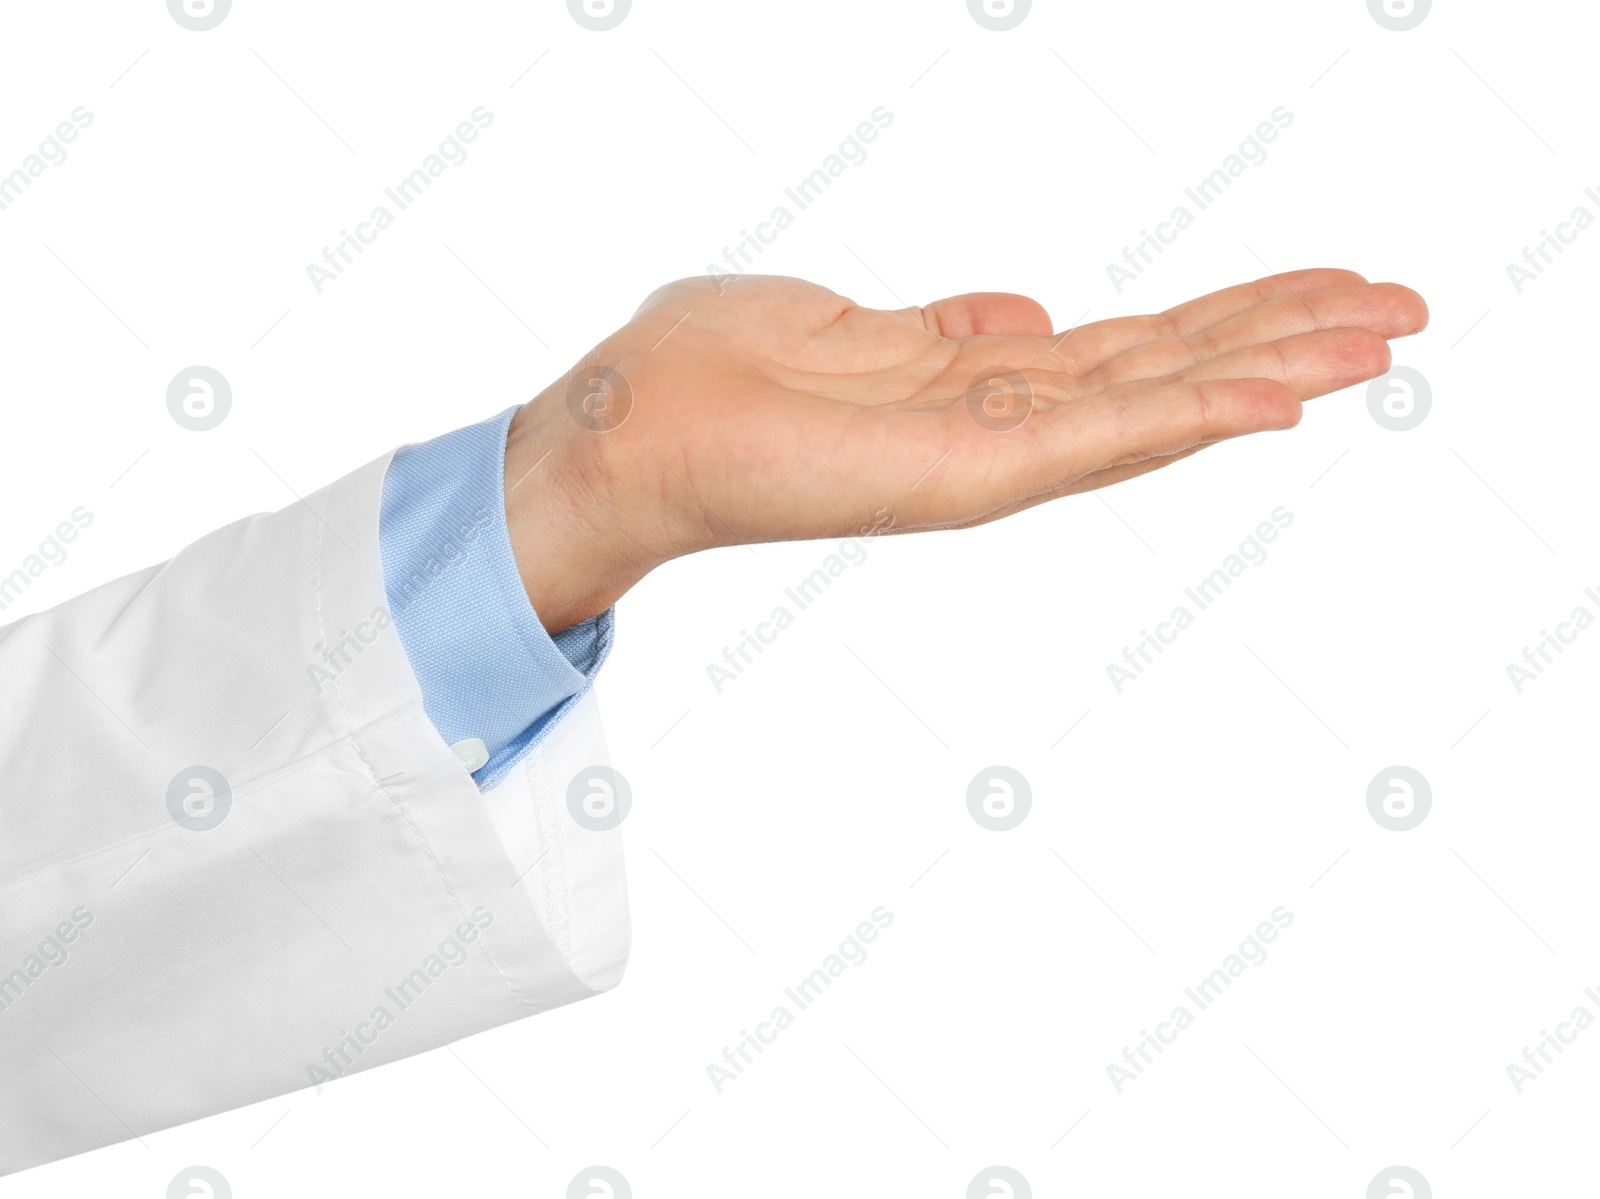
[527,744,574,961]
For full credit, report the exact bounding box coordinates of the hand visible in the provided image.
[504,270,1427,631]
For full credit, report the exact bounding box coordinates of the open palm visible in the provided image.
[507,269,1426,627]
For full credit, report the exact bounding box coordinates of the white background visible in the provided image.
[1,0,1595,1195]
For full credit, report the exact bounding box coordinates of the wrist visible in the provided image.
[502,386,655,634]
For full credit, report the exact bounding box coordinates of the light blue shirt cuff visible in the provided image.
[378,404,614,790]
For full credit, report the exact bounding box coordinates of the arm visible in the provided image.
[0,267,1424,1174]
[0,452,623,1175]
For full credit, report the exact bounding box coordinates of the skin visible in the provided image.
[504,269,1428,633]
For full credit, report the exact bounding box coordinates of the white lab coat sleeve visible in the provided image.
[0,451,629,1176]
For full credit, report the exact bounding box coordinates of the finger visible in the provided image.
[930,445,1212,532]
[889,375,1294,530]
[1182,280,1423,354]
[1053,444,1208,495]
[910,292,1054,338]
[1032,376,1302,480]
[1177,326,1392,399]
[1087,283,1426,388]
[1048,268,1370,373]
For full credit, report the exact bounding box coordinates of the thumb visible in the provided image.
[905,291,1054,338]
